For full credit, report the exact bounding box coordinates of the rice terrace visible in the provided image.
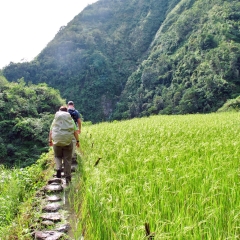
[72,112,240,239]
[1,112,240,239]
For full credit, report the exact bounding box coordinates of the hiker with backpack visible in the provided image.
[67,101,81,134]
[67,101,81,161]
[49,106,79,184]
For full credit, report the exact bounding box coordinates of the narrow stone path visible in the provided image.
[32,160,78,240]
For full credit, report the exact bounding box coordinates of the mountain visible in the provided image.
[2,0,240,122]
[115,0,240,118]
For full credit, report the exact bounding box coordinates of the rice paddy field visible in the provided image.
[71,112,240,239]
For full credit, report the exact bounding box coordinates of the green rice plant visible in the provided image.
[72,112,240,239]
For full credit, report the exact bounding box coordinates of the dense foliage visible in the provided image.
[0,75,64,166]
[2,0,240,122]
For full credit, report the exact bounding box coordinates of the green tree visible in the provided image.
[0,77,64,167]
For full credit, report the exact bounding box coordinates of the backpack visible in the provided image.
[68,108,78,125]
[52,111,75,146]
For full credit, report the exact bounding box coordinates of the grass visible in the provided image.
[70,112,240,239]
[0,151,54,239]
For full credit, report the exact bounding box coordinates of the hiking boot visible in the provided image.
[72,153,77,164]
[66,176,71,184]
[56,170,62,178]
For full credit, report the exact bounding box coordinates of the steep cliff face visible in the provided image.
[3,0,240,122]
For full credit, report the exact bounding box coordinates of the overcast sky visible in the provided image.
[0,0,98,69]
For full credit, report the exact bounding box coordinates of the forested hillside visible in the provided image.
[115,0,240,118]
[2,0,240,122]
[0,75,64,166]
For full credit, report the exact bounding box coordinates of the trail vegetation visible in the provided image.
[0,152,54,238]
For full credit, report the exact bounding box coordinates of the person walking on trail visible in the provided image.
[67,101,81,161]
[49,106,79,184]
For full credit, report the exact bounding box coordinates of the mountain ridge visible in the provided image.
[2,0,240,122]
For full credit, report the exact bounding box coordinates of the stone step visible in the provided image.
[40,212,62,222]
[42,202,62,212]
[34,230,64,240]
[45,183,63,192]
[55,223,71,233]
[41,220,55,227]
[46,195,62,202]
[32,160,79,239]
[48,178,62,184]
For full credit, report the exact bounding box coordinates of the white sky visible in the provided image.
[0,0,98,69]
